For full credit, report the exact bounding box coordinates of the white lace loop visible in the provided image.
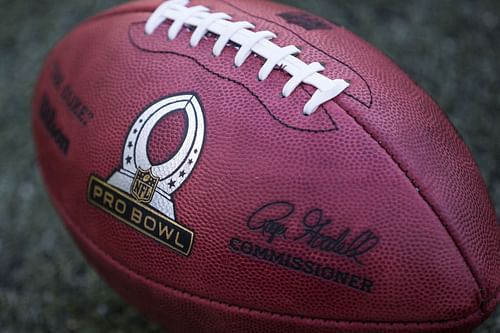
[212,21,254,57]
[234,31,275,67]
[145,0,350,115]
[304,80,350,115]
[167,5,208,40]
[259,45,300,81]
[190,12,231,47]
[282,62,324,97]
[145,1,188,35]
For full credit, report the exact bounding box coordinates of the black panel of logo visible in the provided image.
[88,175,194,256]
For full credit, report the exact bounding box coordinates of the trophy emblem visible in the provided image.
[88,93,205,256]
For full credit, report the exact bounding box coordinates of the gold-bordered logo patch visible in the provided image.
[87,93,205,256]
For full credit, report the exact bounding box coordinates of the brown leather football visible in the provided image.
[33,0,500,332]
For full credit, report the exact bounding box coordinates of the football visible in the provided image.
[32,0,500,332]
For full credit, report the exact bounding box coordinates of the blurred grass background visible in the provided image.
[0,0,499,332]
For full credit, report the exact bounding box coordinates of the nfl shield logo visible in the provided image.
[131,168,159,203]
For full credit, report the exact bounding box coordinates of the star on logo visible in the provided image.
[168,179,176,188]
[188,158,193,165]
[179,170,186,178]
[125,156,132,164]
[128,141,133,148]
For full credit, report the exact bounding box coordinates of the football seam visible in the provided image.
[336,99,486,306]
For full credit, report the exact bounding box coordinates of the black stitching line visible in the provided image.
[129,22,338,133]
[87,10,341,131]
[216,0,488,306]
[217,0,373,109]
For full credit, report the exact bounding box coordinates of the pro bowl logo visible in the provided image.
[87,94,205,256]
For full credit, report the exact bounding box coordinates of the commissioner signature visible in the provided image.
[246,201,379,265]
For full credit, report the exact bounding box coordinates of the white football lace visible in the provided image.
[145,0,350,115]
